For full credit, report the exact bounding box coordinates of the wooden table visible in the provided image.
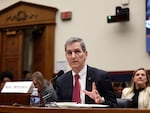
[0,105,149,113]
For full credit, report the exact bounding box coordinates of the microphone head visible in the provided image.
[53,70,64,80]
[57,70,64,76]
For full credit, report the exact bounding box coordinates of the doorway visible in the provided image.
[23,25,45,74]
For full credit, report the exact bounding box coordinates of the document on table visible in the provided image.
[46,102,109,108]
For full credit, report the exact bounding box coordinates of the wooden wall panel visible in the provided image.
[0,1,58,80]
[1,30,23,80]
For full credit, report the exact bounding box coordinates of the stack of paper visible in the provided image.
[46,102,109,108]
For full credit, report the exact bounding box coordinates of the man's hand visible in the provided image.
[82,82,104,104]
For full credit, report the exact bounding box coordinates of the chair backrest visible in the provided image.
[116,98,133,108]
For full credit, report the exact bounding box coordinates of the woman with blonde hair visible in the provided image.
[121,68,150,109]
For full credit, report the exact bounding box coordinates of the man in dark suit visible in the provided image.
[55,37,117,107]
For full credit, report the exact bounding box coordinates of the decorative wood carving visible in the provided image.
[0,1,58,28]
[6,10,38,22]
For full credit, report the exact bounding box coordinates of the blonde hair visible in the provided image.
[129,68,150,93]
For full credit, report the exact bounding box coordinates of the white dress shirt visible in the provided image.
[72,65,87,104]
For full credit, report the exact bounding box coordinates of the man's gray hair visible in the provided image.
[65,37,87,52]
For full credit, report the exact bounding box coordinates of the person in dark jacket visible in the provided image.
[0,71,14,91]
[55,37,117,107]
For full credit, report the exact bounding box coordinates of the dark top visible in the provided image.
[41,81,57,104]
[132,88,145,108]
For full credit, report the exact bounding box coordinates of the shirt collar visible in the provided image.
[72,65,87,77]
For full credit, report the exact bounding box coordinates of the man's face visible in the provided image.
[65,42,87,73]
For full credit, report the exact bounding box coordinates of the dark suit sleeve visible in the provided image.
[87,66,117,107]
[55,72,73,102]
[97,71,117,107]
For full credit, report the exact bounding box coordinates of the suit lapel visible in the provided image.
[85,66,96,103]
[66,71,74,97]
[86,66,95,91]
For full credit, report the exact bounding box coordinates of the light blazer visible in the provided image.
[55,65,117,107]
[121,87,150,109]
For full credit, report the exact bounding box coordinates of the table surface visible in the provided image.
[0,105,150,113]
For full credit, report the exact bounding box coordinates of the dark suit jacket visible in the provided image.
[55,65,117,107]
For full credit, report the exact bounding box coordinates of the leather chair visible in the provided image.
[116,98,133,108]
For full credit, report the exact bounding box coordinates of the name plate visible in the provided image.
[1,81,34,93]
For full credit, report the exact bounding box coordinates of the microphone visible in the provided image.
[50,70,64,90]
[52,70,64,80]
